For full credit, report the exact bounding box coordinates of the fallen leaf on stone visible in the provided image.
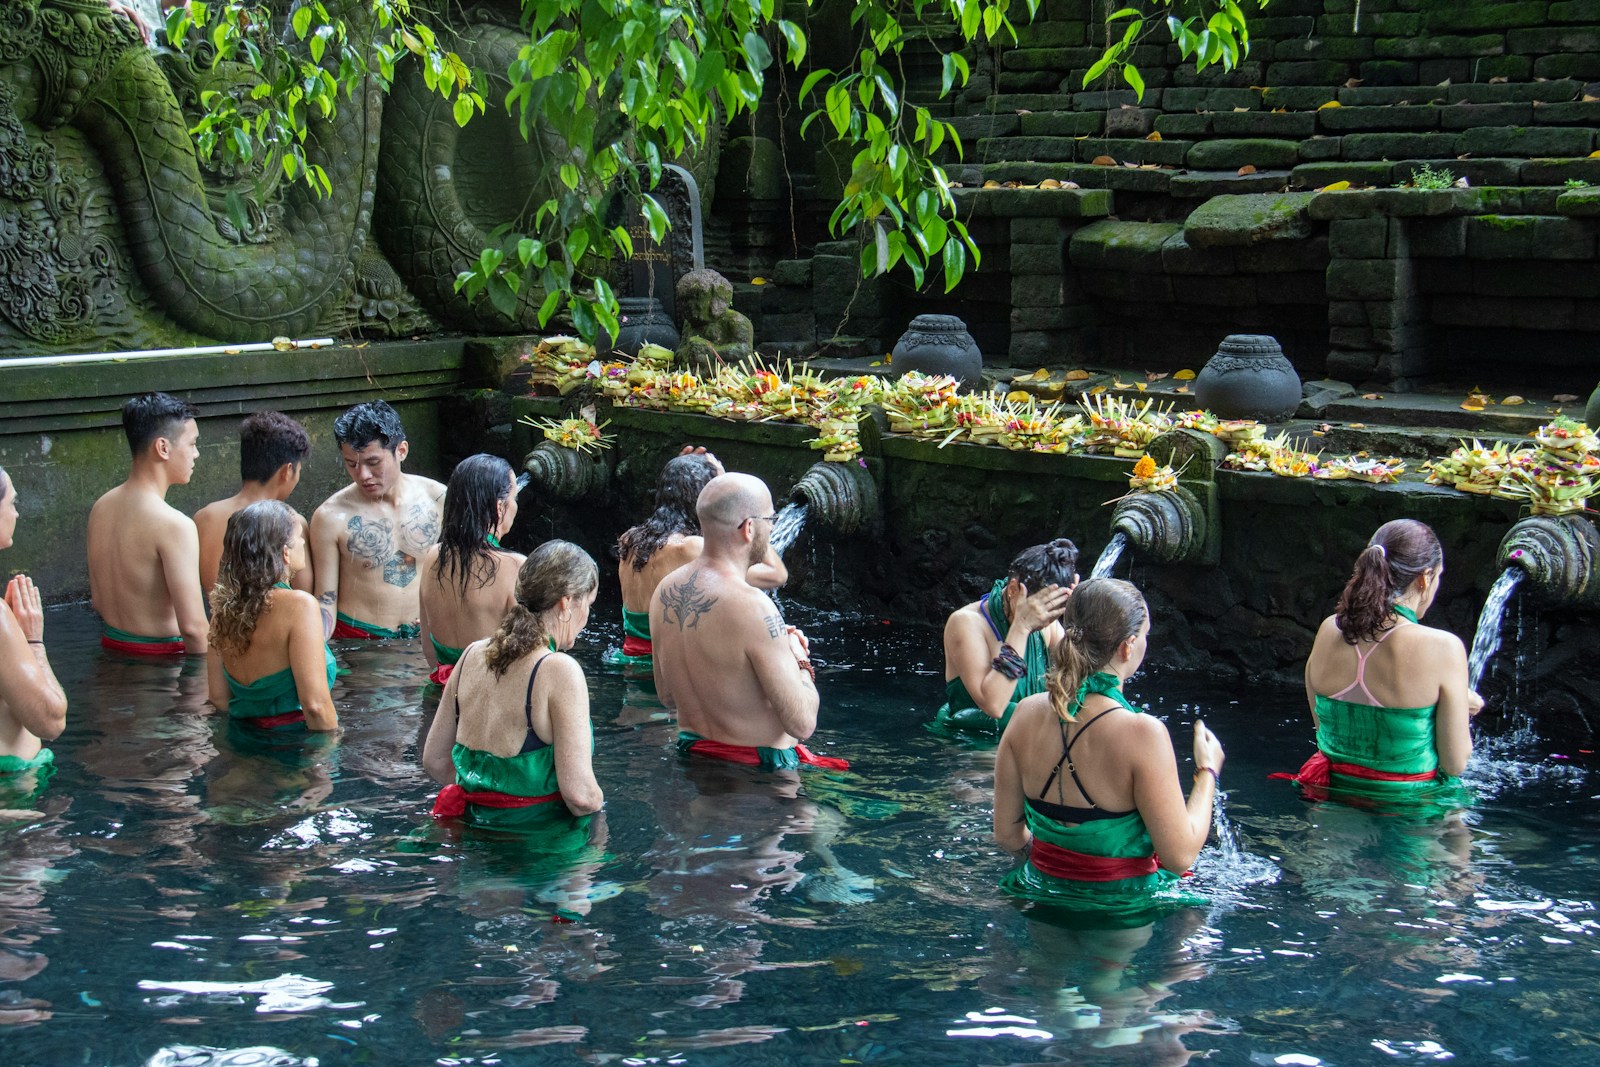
[1173,368,1196,380]
[1311,430,1326,436]
[1345,78,1363,88]
[751,277,767,285]
[1233,107,1249,112]
[1318,100,1341,109]
[1501,395,1526,405]
[1066,369,1092,381]
[1461,400,1486,412]
[1135,382,1148,392]
[1436,79,1451,88]
[1321,180,1352,191]
[271,335,294,351]
[1138,163,1161,169]
[1175,385,1190,394]
[1554,393,1580,402]
[1238,165,1257,175]
[1489,75,1509,83]
[1039,178,1063,188]
[983,179,1001,188]
[1586,95,1600,103]
[1091,155,1117,166]
[1591,150,1600,159]
[1031,368,1051,379]
[1007,390,1032,403]
[1146,131,1162,141]
[869,360,882,367]
[1146,371,1169,381]
[1362,393,1383,400]
[1016,108,1033,114]
[1350,422,1366,429]
[1453,177,1470,187]
[1089,385,1107,395]
[1063,181,1080,189]
[1273,107,1287,113]
[1113,380,1132,389]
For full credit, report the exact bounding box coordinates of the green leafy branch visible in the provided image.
[1086,0,1269,100]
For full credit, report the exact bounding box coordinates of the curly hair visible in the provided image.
[1335,519,1442,644]
[209,499,296,658]
[617,454,719,571]
[1046,578,1147,721]
[1008,537,1080,591]
[435,453,515,597]
[483,540,598,677]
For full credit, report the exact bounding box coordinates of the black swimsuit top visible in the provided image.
[454,653,550,755]
[1027,707,1135,824]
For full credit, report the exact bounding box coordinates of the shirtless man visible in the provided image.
[0,467,68,783]
[650,473,844,771]
[87,392,209,655]
[195,410,313,596]
[311,400,446,639]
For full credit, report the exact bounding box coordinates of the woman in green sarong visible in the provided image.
[423,540,604,829]
[419,454,526,686]
[606,449,786,670]
[0,466,68,801]
[935,539,1078,738]
[994,579,1223,924]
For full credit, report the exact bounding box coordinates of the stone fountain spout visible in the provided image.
[1110,486,1211,565]
[523,441,611,502]
[1496,514,1600,608]
[788,461,881,535]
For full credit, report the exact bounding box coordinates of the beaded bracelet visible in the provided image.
[991,644,1027,680]
[796,658,816,682]
[1197,766,1221,784]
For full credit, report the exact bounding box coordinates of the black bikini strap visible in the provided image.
[524,654,548,732]
[1038,707,1118,808]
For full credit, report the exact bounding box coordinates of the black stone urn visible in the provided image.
[1194,334,1301,421]
[891,314,982,387]
[611,296,680,357]
[1583,382,1600,430]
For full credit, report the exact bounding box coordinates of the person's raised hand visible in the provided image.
[1192,720,1225,779]
[5,576,45,643]
[1013,582,1071,633]
[678,445,725,475]
[786,625,810,661]
[1466,689,1485,719]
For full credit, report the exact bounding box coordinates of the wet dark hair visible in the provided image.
[617,454,719,571]
[484,540,598,677]
[239,410,311,483]
[1335,519,1443,644]
[210,500,297,657]
[122,392,197,456]
[1008,538,1080,591]
[435,453,515,597]
[1047,578,1147,721]
[333,400,406,452]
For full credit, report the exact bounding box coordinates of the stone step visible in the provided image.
[980,161,1176,194]
[975,136,1192,166]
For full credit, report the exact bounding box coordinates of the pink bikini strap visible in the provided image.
[1328,618,1409,705]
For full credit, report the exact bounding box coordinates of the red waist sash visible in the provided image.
[332,619,376,639]
[428,663,455,686]
[238,709,306,730]
[101,635,185,656]
[432,784,561,818]
[621,634,653,657]
[1029,839,1160,882]
[1270,751,1438,788]
[684,737,851,771]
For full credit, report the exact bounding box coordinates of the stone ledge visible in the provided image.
[1307,187,1458,219]
[1184,191,1320,247]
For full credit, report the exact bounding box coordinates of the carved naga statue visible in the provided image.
[0,0,557,352]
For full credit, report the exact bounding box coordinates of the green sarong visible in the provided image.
[931,578,1049,739]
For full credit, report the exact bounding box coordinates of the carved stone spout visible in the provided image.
[1110,487,1210,565]
[523,441,610,502]
[1496,515,1600,608]
[789,461,879,535]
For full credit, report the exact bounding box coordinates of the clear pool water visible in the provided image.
[3,601,1597,1066]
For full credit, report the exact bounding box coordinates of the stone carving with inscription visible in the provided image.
[674,268,752,372]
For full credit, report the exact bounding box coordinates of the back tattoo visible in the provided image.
[660,570,718,630]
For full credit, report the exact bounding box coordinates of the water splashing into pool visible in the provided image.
[1468,568,1523,691]
[1089,532,1129,580]
[768,501,809,558]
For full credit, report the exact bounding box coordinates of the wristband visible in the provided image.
[1197,765,1220,784]
[796,658,816,682]
[991,644,1027,681]
[27,639,43,645]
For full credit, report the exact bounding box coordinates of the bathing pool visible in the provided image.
[2,601,1597,1066]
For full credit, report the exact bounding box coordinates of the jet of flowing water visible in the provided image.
[768,502,810,559]
[1468,568,1523,691]
[1089,531,1129,580]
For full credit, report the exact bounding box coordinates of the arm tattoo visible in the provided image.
[660,571,718,630]
[764,612,782,639]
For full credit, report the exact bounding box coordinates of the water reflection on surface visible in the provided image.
[0,603,1596,1066]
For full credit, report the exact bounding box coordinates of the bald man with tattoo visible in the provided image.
[311,401,446,640]
[650,473,846,771]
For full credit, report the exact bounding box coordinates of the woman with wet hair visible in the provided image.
[995,578,1222,920]
[1286,519,1480,807]
[935,538,1080,736]
[606,449,785,668]
[423,540,604,826]
[208,500,338,732]
[420,454,525,685]
[0,465,68,799]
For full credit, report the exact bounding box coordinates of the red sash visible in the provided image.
[1270,751,1437,788]
[621,634,653,657]
[332,620,376,639]
[428,663,454,686]
[240,709,306,730]
[685,738,850,770]
[101,636,185,656]
[1029,839,1160,882]
[432,784,562,818]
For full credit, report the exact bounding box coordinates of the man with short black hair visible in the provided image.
[87,392,208,654]
[311,400,446,639]
[195,410,314,598]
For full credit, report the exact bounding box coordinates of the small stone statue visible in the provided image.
[675,268,752,372]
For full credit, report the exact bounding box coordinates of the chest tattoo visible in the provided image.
[660,571,718,630]
[400,501,441,553]
[346,515,419,588]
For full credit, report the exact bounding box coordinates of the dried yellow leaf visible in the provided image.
[1135,382,1148,392]
[1032,368,1051,379]
[1501,395,1526,405]
[1007,390,1032,403]
[1554,393,1580,403]
[1173,369,1197,380]
[1066,369,1092,381]
[1322,180,1352,191]
[1112,380,1132,389]
[751,277,767,285]
[1146,131,1162,141]
[1318,100,1342,109]
[1089,385,1107,395]
[1461,401,1486,412]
